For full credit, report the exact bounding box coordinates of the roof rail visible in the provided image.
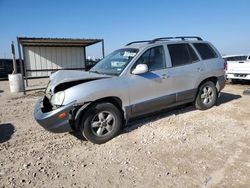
[126,40,151,46]
[126,36,203,46]
[150,36,203,43]
[175,36,203,41]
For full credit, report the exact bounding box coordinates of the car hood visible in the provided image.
[50,70,111,93]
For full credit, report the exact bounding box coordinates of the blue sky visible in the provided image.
[0,0,250,58]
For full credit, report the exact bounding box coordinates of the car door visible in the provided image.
[166,43,205,102]
[128,45,176,116]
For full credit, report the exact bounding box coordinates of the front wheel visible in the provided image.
[195,81,218,110]
[80,102,123,144]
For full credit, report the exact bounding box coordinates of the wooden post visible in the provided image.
[11,41,17,74]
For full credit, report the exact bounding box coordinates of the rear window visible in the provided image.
[168,43,199,67]
[193,43,217,60]
[226,56,247,61]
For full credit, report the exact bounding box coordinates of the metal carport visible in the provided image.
[17,37,104,91]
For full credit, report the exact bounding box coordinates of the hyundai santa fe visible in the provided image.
[34,36,225,144]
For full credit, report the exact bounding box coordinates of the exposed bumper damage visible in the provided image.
[34,97,76,133]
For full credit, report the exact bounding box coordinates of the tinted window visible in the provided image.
[226,56,247,61]
[134,46,166,71]
[236,56,247,61]
[168,43,199,67]
[225,57,234,61]
[193,43,217,60]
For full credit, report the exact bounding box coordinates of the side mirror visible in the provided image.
[132,64,148,75]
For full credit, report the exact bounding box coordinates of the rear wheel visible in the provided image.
[195,81,217,110]
[80,102,123,144]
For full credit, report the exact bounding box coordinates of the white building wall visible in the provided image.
[23,46,85,77]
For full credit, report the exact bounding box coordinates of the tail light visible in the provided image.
[224,59,227,71]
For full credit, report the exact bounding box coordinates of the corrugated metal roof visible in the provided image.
[18,37,103,47]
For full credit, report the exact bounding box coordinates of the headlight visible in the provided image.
[45,81,52,95]
[50,91,65,106]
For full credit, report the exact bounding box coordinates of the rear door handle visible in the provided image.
[161,74,170,79]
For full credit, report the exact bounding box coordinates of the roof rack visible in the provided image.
[150,36,203,43]
[126,40,151,46]
[126,36,203,46]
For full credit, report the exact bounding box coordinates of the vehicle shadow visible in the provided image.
[70,92,242,141]
[0,90,3,93]
[0,123,15,143]
[216,92,241,106]
[123,91,241,133]
[227,80,250,85]
[70,131,87,141]
[124,104,194,133]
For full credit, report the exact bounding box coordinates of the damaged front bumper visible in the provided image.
[34,97,76,133]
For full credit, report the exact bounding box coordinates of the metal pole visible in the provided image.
[23,51,29,87]
[101,39,105,58]
[17,37,26,94]
[83,47,86,70]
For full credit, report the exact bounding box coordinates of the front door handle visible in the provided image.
[197,67,203,72]
[161,74,170,79]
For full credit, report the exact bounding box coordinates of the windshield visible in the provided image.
[90,48,139,76]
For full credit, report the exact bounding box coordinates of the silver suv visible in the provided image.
[34,36,225,144]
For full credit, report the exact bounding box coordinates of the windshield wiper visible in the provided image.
[89,70,100,74]
[89,70,118,76]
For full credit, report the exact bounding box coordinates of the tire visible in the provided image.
[195,81,218,110]
[80,102,123,144]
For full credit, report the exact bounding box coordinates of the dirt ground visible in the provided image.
[0,79,249,188]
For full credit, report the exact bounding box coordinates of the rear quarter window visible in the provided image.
[193,43,217,60]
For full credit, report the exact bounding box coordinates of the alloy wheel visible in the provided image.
[201,86,214,104]
[90,111,115,136]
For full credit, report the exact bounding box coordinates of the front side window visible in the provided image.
[90,48,139,76]
[193,43,217,60]
[168,43,199,67]
[134,46,166,71]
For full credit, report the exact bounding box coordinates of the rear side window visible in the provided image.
[168,43,199,67]
[193,43,217,60]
